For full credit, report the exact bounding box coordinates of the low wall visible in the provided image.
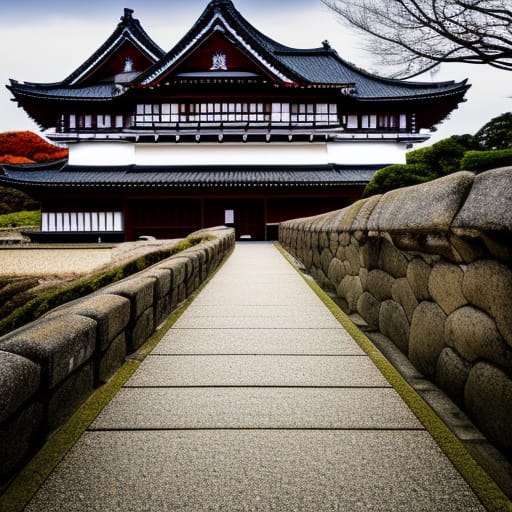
[280,167,512,456]
[0,226,235,485]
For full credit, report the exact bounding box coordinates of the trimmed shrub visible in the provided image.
[474,112,512,150]
[363,164,436,198]
[407,134,480,176]
[460,149,512,173]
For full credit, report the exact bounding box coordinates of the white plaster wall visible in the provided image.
[68,140,407,166]
[134,143,328,165]
[327,141,407,165]
[68,142,135,166]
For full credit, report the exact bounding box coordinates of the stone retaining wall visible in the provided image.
[280,167,512,457]
[0,226,235,485]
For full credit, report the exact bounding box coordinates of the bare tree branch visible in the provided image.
[321,0,512,77]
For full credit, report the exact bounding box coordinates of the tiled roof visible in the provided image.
[7,82,118,101]
[0,163,380,188]
[7,1,469,104]
[136,0,469,99]
[63,8,165,86]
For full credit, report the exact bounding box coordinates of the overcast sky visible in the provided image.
[1,0,510,145]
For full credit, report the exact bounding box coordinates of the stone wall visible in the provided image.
[280,167,512,457]
[0,226,235,485]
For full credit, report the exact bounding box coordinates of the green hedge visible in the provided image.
[0,236,206,336]
[363,164,436,198]
[460,149,512,173]
[0,210,41,228]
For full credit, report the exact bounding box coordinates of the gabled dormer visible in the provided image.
[136,0,301,87]
[63,8,165,86]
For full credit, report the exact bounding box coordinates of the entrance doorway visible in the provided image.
[205,199,265,240]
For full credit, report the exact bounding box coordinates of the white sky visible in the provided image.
[0,0,510,145]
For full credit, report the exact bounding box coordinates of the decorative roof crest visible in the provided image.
[210,51,228,71]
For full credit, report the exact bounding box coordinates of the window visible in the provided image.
[97,114,111,129]
[41,212,123,233]
[347,115,358,129]
[290,104,338,125]
[131,102,338,127]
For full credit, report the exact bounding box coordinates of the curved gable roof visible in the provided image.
[63,8,165,87]
[134,0,468,100]
[136,0,305,86]
[6,1,469,105]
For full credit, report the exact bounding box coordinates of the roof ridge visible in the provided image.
[134,0,306,86]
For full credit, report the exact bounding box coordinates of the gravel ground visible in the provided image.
[0,240,182,278]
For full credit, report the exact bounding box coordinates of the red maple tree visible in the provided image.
[0,131,68,164]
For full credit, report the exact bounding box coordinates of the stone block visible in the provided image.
[452,167,512,234]
[97,332,127,384]
[320,248,333,274]
[337,275,363,313]
[174,256,194,281]
[47,294,130,351]
[130,308,155,352]
[359,268,369,290]
[351,194,382,232]
[0,351,41,423]
[435,347,472,406]
[428,263,467,315]
[334,201,365,232]
[338,232,350,247]
[480,232,512,261]
[463,259,512,347]
[445,306,512,368]
[0,315,97,389]
[406,258,431,301]
[465,362,512,454]
[409,301,447,378]
[327,258,344,286]
[104,277,154,319]
[367,171,474,234]
[0,402,43,482]
[366,269,394,302]
[378,239,408,278]
[47,362,94,433]
[143,268,171,300]
[158,258,186,286]
[345,243,361,275]
[155,295,172,327]
[379,300,410,354]
[391,278,419,323]
[448,234,487,264]
[359,239,381,269]
[357,292,380,330]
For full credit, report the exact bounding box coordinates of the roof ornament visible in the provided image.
[122,8,134,22]
[123,56,134,73]
[210,51,228,71]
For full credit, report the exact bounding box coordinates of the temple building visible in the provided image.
[2,0,469,241]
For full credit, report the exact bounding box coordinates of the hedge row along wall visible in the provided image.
[0,226,235,485]
[280,167,512,457]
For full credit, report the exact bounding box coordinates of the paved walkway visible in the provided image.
[24,243,484,511]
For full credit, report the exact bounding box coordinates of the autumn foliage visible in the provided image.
[0,131,68,164]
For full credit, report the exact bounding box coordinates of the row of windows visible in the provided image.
[345,114,408,130]
[61,109,409,131]
[42,212,123,232]
[134,102,339,126]
[66,114,127,130]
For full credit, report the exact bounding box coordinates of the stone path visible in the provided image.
[23,243,484,511]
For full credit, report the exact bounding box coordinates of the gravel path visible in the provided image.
[0,240,182,277]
